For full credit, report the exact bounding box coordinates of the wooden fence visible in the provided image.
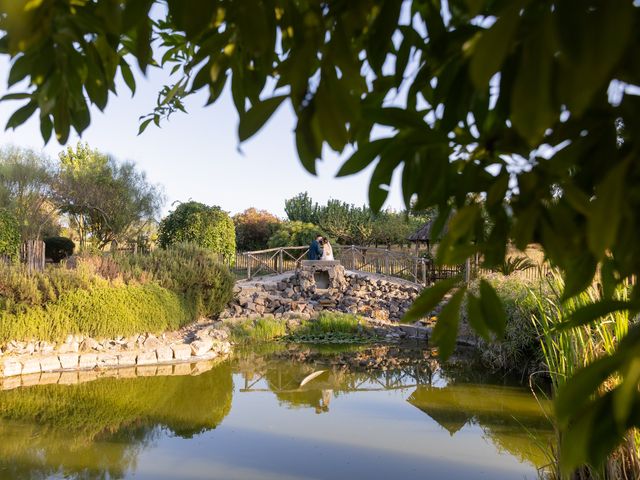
[20,240,46,272]
[229,245,462,286]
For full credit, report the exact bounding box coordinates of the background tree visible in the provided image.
[56,143,164,250]
[284,192,318,224]
[267,221,326,249]
[0,209,20,261]
[0,146,57,240]
[2,0,640,470]
[158,201,236,261]
[233,208,280,251]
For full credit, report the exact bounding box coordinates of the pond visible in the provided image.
[0,344,553,479]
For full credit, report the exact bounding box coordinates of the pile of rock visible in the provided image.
[221,264,421,323]
[0,321,232,380]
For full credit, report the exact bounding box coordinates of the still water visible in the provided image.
[0,344,553,479]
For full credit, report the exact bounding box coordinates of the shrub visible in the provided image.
[44,236,75,263]
[0,210,20,261]
[267,221,326,248]
[233,208,280,251]
[494,255,536,275]
[463,273,546,374]
[109,243,235,317]
[0,282,196,345]
[158,201,235,261]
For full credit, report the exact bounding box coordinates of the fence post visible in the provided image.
[351,245,356,270]
[464,257,471,284]
[278,249,284,274]
[384,249,390,275]
[247,257,252,280]
[421,259,427,286]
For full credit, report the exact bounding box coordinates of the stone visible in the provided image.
[172,344,192,361]
[191,361,214,376]
[118,351,138,367]
[78,370,98,383]
[79,338,100,352]
[156,345,173,362]
[40,356,62,372]
[21,373,42,388]
[59,353,79,369]
[136,350,157,366]
[96,353,118,368]
[21,357,42,376]
[1,357,22,377]
[143,335,162,350]
[117,367,137,378]
[78,353,98,370]
[190,339,214,356]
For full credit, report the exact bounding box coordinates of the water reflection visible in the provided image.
[0,345,553,479]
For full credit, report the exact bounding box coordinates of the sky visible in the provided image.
[0,55,406,219]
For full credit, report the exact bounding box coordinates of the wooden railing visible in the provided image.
[229,245,462,286]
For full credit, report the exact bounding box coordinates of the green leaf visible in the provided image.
[613,358,640,431]
[587,159,628,258]
[432,287,467,359]
[367,0,402,73]
[167,0,216,39]
[363,106,429,130]
[337,139,392,177]
[137,118,153,135]
[403,276,461,323]
[479,280,507,337]
[238,95,287,142]
[466,293,491,340]
[555,354,622,428]
[510,14,556,144]
[469,2,522,88]
[556,300,635,331]
[561,252,598,300]
[119,59,136,95]
[0,92,32,101]
[5,101,37,129]
[368,145,406,212]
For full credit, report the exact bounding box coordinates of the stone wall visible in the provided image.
[221,263,421,323]
[0,321,231,379]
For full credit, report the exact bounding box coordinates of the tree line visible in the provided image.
[233,192,434,252]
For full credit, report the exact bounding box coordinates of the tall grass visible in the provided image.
[530,272,639,479]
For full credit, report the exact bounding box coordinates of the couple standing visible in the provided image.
[309,235,334,261]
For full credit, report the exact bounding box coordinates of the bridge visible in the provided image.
[231,245,462,286]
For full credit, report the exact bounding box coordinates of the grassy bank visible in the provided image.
[0,244,234,345]
[227,312,379,345]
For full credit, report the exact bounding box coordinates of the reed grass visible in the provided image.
[530,272,638,479]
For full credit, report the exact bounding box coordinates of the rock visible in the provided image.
[59,353,79,369]
[156,345,173,362]
[96,353,118,368]
[79,338,100,352]
[78,353,98,369]
[190,339,214,356]
[1,358,22,377]
[40,356,62,372]
[118,351,138,367]
[143,335,162,350]
[22,357,42,375]
[136,350,157,366]
[171,344,191,361]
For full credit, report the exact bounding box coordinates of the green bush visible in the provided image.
[463,274,546,374]
[109,243,235,317]
[0,282,196,345]
[158,202,235,262]
[0,210,20,261]
[267,221,326,248]
[44,236,75,263]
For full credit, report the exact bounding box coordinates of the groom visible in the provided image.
[308,235,323,260]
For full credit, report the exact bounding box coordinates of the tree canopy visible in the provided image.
[2,0,640,471]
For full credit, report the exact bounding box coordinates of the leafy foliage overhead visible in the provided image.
[2,0,640,471]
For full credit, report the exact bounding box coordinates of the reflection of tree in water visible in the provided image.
[0,361,233,479]
[407,384,554,468]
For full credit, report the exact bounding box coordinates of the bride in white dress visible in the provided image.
[321,238,334,261]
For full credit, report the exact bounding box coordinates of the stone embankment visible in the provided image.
[0,319,231,383]
[221,262,422,323]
